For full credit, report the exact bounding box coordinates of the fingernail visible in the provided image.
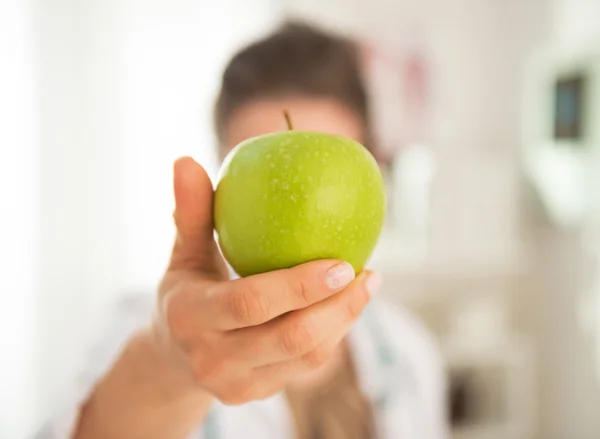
[364,272,382,295]
[326,262,356,289]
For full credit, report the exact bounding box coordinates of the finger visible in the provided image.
[168,157,226,276]
[165,259,357,335]
[251,336,345,385]
[230,271,380,365]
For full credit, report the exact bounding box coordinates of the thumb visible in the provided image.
[168,156,223,274]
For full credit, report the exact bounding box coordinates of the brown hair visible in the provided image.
[214,21,372,148]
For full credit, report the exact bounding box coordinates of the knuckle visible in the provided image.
[228,283,269,325]
[292,275,312,306]
[302,345,334,368]
[280,319,315,357]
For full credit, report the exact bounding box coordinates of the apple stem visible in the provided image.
[283,110,293,130]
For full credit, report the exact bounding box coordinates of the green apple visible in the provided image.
[214,128,386,277]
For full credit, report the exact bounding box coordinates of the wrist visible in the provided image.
[134,327,213,404]
[75,329,214,439]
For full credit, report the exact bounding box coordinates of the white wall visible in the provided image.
[33,1,125,429]
[554,0,600,47]
[0,2,38,438]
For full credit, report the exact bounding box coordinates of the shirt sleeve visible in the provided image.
[32,294,154,439]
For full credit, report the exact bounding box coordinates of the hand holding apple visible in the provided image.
[73,158,380,439]
[152,158,380,406]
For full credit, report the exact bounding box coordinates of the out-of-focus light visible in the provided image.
[526,143,589,228]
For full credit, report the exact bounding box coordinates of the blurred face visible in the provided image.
[219,96,366,160]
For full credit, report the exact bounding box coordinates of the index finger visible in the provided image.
[166,259,356,333]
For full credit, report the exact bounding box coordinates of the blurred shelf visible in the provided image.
[367,223,534,306]
[373,257,532,307]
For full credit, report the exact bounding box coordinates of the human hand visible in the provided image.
[154,157,380,405]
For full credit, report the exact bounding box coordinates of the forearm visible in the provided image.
[74,330,213,439]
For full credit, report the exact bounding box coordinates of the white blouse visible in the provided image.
[33,296,448,439]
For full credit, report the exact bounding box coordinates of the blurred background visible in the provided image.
[1,0,599,438]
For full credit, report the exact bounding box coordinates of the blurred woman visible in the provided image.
[37,22,447,439]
